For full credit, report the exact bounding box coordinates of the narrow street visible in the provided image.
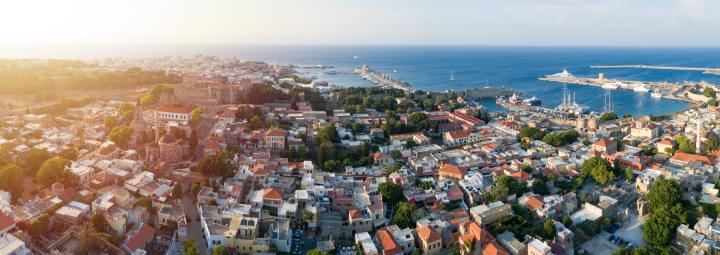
[182,193,207,255]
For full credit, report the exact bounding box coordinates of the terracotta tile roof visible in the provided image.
[0,212,14,232]
[204,139,220,151]
[447,130,472,139]
[348,209,363,220]
[377,229,403,255]
[526,196,544,210]
[265,128,287,137]
[263,188,283,201]
[439,164,466,176]
[417,226,441,243]
[157,103,195,114]
[593,138,612,147]
[126,224,155,251]
[510,171,530,181]
[671,151,712,164]
[483,241,510,255]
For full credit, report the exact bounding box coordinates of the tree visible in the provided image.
[704,87,716,98]
[302,209,314,224]
[75,222,110,255]
[624,167,635,182]
[184,240,200,255]
[0,164,24,198]
[647,178,681,212]
[171,185,183,200]
[581,156,615,186]
[541,130,579,147]
[103,116,118,131]
[190,107,202,125]
[59,147,78,160]
[643,204,687,246]
[599,112,618,121]
[379,182,404,206]
[519,127,545,140]
[385,162,403,175]
[532,178,549,195]
[109,126,133,148]
[704,131,720,153]
[391,202,417,228]
[21,148,50,176]
[408,112,431,130]
[542,220,556,239]
[36,157,72,187]
[306,248,328,255]
[212,245,229,255]
[196,151,234,178]
[675,135,695,154]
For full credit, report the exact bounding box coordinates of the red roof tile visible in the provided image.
[417,226,442,243]
[126,224,155,251]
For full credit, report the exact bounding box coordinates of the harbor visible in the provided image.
[590,65,720,75]
[538,69,696,103]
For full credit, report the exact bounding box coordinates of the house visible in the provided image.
[592,138,617,155]
[527,239,552,255]
[376,228,403,255]
[263,188,284,208]
[355,232,379,255]
[656,139,674,154]
[439,164,466,181]
[443,130,480,146]
[125,224,156,253]
[416,226,442,255]
[669,151,713,165]
[470,202,511,226]
[264,128,287,150]
[155,103,195,122]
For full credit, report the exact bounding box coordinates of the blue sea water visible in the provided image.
[10,45,719,116]
[212,46,720,116]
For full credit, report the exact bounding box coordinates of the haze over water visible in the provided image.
[8,45,719,116]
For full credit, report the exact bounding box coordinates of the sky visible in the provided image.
[0,0,719,47]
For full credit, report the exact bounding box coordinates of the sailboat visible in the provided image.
[450,71,455,81]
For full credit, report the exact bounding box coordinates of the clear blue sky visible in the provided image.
[1,0,719,47]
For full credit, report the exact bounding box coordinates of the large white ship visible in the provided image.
[547,69,574,79]
[633,85,650,92]
[651,90,663,98]
[601,82,619,90]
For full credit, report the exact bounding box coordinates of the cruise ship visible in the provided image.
[601,82,619,90]
[547,69,574,79]
[633,85,649,92]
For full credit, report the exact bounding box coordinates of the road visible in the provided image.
[182,193,207,255]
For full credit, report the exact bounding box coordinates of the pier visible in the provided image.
[591,65,720,75]
[355,65,412,92]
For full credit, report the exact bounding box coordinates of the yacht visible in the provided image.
[633,85,650,92]
[651,90,663,98]
[601,82,619,90]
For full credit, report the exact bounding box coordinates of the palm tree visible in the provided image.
[76,222,110,255]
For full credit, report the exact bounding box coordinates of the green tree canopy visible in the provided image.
[581,156,615,186]
[379,182,404,206]
[36,157,73,187]
[519,127,545,140]
[21,148,50,176]
[0,164,24,198]
[196,151,235,178]
[108,126,134,148]
[391,202,417,228]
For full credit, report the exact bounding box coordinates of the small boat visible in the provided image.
[450,71,455,81]
[353,56,358,59]
[323,70,338,75]
[651,90,663,98]
[633,85,649,92]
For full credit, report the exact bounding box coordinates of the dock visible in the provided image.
[591,65,720,75]
[355,65,412,92]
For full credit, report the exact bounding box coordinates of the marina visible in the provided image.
[591,65,720,75]
[538,69,691,103]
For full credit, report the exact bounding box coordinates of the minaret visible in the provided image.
[155,114,160,144]
[697,119,702,154]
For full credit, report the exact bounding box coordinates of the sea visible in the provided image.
[7,45,720,116]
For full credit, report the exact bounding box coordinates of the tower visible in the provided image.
[129,99,146,147]
[697,119,703,154]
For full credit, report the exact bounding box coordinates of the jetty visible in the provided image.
[591,65,720,75]
[355,65,412,92]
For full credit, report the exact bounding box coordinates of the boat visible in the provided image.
[353,56,358,60]
[651,90,663,98]
[548,69,574,79]
[601,82,619,90]
[323,70,338,75]
[450,71,455,81]
[633,85,649,92]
